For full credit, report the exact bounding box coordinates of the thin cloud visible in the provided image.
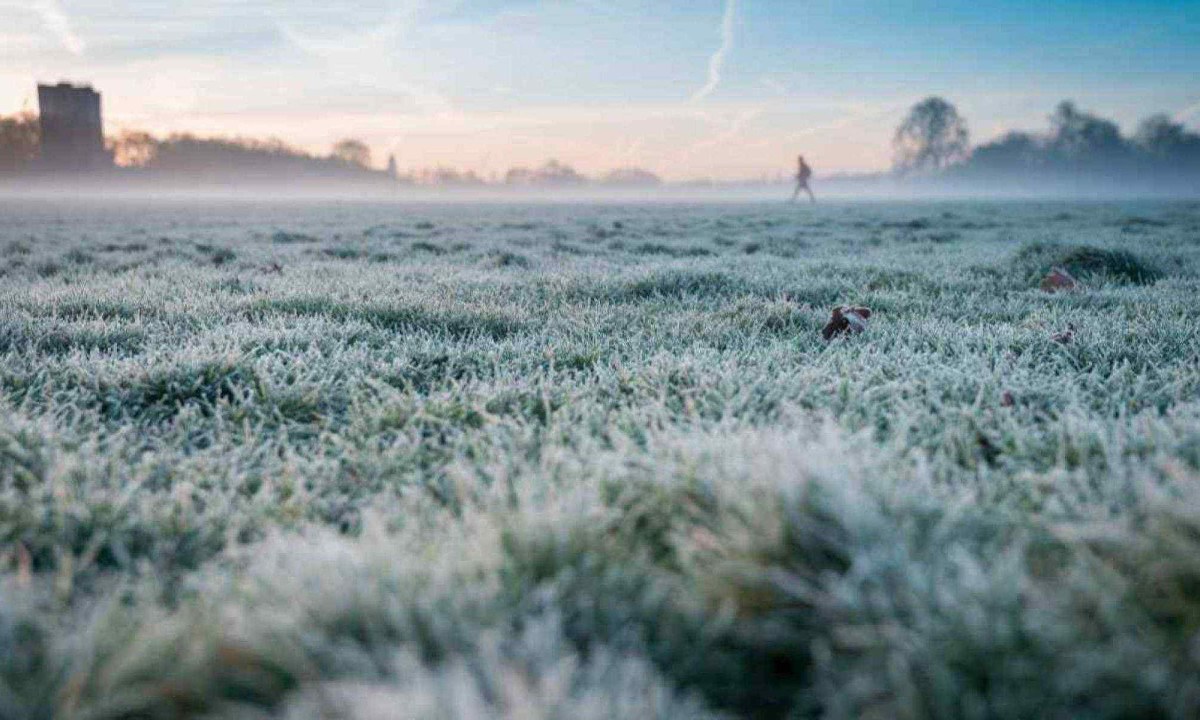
[680,106,764,163]
[784,104,900,143]
[280,11,454,116]
[758,77,787,97]
[1176,100,1200,124]
[32,0,84,55]
[616,138,646,166]
[690,0,736,103]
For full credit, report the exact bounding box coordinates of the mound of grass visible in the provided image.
[587,271,761,303]
[99,242,149,253]
[63,249,95,266]
[0,321,146,356]
[379,350,493,393]
[320,246,367,260]
[49,299,154,322]
[411,241,446,255]
[34,261,62,278]
[211,277,259,295]
[1012,242,1164,285]
[882,218,932,230]
[1117,216,1169,228]
[248,296,522,339]
[484,250,531,268]
[716,299,809,337]
[633,243,716,258]
[270,230,319,244]
[3,240,32,257]
[111,358,260,422]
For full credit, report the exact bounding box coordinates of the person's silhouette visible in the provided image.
[791,154,815,203]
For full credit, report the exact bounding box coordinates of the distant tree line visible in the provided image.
[398,160,661,187]
[893,96,1200,183]
[0,117,663,187]
[5,98,1199,188]
[495,160,662,187]
[106,131,387,182]
[0,118,390,182]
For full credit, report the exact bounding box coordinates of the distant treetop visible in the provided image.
[893,97,970,174]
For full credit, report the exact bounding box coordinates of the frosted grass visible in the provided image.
[1,198,1199,718]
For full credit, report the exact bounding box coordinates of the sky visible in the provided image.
[2,0,1198,180]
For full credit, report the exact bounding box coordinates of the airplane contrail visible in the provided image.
[33,0,85,55]
[691,0,737,103]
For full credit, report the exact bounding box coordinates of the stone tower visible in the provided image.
[36,82,112,171]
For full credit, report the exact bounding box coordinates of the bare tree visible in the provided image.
[108,130,158,167]
[332,139,371,169]
[893,97,969,174]
[0,112,39,174]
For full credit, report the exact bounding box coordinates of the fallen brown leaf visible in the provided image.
[822,306,872,341]
[1041,267,1078,293]
[1051,323,1077,344]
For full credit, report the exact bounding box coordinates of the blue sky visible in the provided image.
[2,0,1197,178]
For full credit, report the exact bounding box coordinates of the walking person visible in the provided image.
[791,154,815,203]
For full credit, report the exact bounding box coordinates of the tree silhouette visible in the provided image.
[332,139,371,169]
[893,97,970,174]
[1135,114,1200,160]
[1047,101,1124,160]
[504,159,586,186]
[108,130,157,167]
[0,112,39,174]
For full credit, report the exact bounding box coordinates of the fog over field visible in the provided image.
[2,199,1200,718]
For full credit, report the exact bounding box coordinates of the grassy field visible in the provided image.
[2,198,1199,719]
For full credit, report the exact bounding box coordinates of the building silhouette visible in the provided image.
[37,82,112,171]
